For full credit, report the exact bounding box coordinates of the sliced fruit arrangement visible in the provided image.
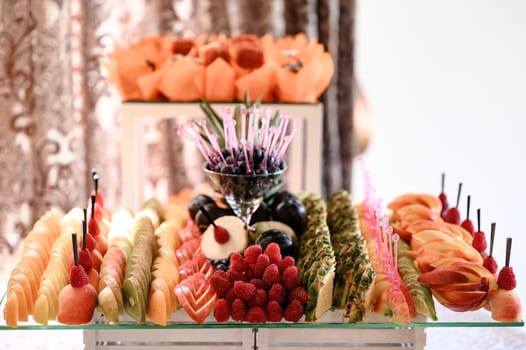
[57,233,97,325]
[146,221,182,326]
[296,193,336,321]
[122,212,156,323]
[327,190,375,323]
[96,208,134,323]
[356,203,415,326]
[3,209,62,328]
[397,240,437,320]
[32,208,82,325]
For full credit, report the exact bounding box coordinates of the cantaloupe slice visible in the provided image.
[9,284,28,322]
[8,275,33,315]
[32,294,49,325]
[3,293,19,328]
[146,289,168,326]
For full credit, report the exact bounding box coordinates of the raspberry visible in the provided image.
[262,264,280,286]
[249,278,266,290]
[210,273,232,297]
[268,283,287,305]
[443,207,460,225]
[277,255,295,274]
[225,289,236,304]
[231,298,247,321]
[284,299,304,322]
[245,265,256,280]
[249,288,268,308]
[214,298,230,322]
[230,252,248,273]
[264,243,282,264]
[79,232,96,251]
[288,286,308,305]
[245,306,267,323]
[233,280,256,301]
[460,219,475,236]
[214,269,228,280]
[266,300,283,322]
[70,265,89,288]
[483,255,498,274]
[254,254,270,278]
[282,266,300,290]
[226,269,245,282]
[472,231,488,253]
[497,266,517,290]
[88,217,100,236]
[244,245,262,264]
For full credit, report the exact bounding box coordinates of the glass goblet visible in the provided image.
[203,165,286,229]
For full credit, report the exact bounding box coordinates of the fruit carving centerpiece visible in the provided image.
[178,105,299,229]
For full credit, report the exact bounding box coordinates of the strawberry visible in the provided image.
[277,255,295,273]
[264,243,282,264]
[230,252,248,273]
[70,265,89,288]
[254,254,270,278]
[288,286,308,305]
[77,249,93,273]
[214,226,230,244]
[282,266,300,290]
[497,266,516,290]
[246,306,267,323]
[268,283,287,305]
[233,280,256,301]
[266,300,283,322]
[231,298,247,321]
[210,272,231,297]
[214,298,230,322]
[243,245,262,264]
[284,299,304,322]
[262,264,280,286]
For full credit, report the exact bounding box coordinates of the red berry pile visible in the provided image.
[210,243,307,323]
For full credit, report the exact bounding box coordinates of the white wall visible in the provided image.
[354,0,526,335]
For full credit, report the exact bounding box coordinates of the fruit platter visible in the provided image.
[1,107,524,335]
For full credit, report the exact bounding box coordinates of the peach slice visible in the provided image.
[418,269,470,286]
[434,290,488,312]
[488,288,523,322]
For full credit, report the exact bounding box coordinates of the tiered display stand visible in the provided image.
[1,102,523,349]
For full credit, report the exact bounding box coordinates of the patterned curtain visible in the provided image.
[0,0,355,253]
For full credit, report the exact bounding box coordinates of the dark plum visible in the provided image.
[249,201,271,225]
[254,229,295,258]
[188,194,215,220]
[194,202,234,233]
[272,198,307,238]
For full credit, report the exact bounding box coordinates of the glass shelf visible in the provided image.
[1,289,523,331]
